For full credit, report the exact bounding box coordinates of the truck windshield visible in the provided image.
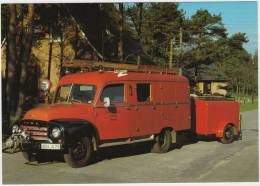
[55,84,96,104]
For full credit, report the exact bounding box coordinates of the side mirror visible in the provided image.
[103,97,110,108]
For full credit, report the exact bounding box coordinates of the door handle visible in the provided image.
[125,107,131,110]
[152,106,156,110]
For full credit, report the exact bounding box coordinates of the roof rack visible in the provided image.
[62,60,180,75]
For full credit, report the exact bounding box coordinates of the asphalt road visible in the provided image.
[2,110,259,183]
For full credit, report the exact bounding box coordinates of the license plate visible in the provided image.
[41,143,61,150]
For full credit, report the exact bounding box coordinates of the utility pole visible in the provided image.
[179,26,183,57]
[169,38,174,69]
[137,3,143,65]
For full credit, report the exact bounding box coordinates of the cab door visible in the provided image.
[94,82,133,140]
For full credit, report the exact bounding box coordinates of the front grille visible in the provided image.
[20,120,49,141]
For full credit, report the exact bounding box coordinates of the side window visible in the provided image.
[136,83,150,102]
[100,84,124,103]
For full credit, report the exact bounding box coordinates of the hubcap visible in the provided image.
[158,132,167,146]
[225,128,233,139]
[72,141,87,160]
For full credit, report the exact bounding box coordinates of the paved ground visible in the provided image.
[2,110,259,183]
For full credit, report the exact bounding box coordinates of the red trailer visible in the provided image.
[191,97,241,143]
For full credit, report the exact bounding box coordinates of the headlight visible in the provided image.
[12,125,19,133]
[51,127,61,138]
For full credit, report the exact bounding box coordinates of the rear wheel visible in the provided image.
[151,129,172,153]
[64,136,93,168]
[220,125,235,144]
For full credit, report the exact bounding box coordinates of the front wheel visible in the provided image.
[64,136,93,168]
[220,125,235,144]
[22,151,36,162]
[151,130,172,153]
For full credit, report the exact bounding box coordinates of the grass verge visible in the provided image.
[240,102,258,112]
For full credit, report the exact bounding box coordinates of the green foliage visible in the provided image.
[205,33,256,97]
[182,9,227,71]
[189,10,226,40]
[141,3,182,65]
[2,2,257,104]
[240,102,258,112]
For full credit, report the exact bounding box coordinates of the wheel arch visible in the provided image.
[50,119,100,150]
[160,126,174,133]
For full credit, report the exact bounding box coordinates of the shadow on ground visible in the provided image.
[23,134,204,166]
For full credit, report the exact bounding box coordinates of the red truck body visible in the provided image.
[18,71,241,167]
[24,72,191,140]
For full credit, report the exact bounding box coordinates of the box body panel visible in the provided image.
[194,99,240,137]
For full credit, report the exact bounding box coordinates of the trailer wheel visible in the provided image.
[220,125,235,144]
[64,136,93,168]
[151,129,172,153]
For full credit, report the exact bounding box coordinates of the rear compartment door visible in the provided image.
[130,82,155,137]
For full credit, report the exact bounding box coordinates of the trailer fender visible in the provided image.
[215,121,225,138]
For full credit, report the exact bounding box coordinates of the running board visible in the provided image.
[98,135,154,148]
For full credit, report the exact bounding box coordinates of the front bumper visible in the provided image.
[22,140,64,152]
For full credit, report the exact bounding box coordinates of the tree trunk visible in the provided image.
[118,3,124,62]
[13,4,35,122]
[242,80,246,95]
[73,25,80,59]
[3,39,9,126]
[6,4,17,124]
[58,6,64,76]
[48,26,53,80]
[60,31,64,76]
[13,10,25,115]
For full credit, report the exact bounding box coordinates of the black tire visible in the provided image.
[220,125,235,144]
[64,136,93,168]
[22,151,36,162]
[151,130,172,153]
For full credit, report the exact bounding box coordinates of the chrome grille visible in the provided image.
[20,120,49,141]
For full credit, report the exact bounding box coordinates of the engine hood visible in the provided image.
[23,103,93,121]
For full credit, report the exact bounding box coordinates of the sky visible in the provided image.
[179,1,258,54]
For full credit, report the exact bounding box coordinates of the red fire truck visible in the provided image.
[10,63,241,168]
